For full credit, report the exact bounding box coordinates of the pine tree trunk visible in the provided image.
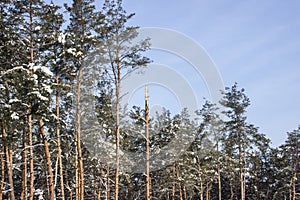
[145,86,150,200]
[183,185,187,200]
[175,164,183,200]
[291,171,297,200]
[197,163,203,200]
[206,183,211,200]
[200,180,204,200]
[0,135,4,200]
[7,147,15,200]
[238,131,245,200]
[75,150,79,200]
[216,139,221,200]
[230,179,234,200]
[2,123,15,200]
[21,127,28,200]
[76,67,84,200]
[38,119,55,200]
[55,70,65,200]
[114,54,121,200]
[98,168,103,200]
[172,164,176,200]
[93,165,97,199]
[28,115,34,200]
[28,3,35,199]
[107,165,110,200]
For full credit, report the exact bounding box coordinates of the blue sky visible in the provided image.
[118,0,300,147]
[55,0,300,147]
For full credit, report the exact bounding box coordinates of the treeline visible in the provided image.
[0,0,299,200]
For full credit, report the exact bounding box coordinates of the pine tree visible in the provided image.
[97,0,150,199]
[220,83,273,200]
[64,0,99,198]
[279,127,300,200]
[195,101,224,200]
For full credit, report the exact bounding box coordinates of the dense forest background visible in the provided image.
[0,0,299,199]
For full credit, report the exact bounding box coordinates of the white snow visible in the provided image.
[33,66,53,77]
[42,84,53,94]
[58,33,66,44]
[67,48,76,54]
[67,48,83,57]
[11,112,19,120]
[9,99,21,104]
[66,92,73,97]
[3,66,28,75]
[35,189,44,200]
[33,74,38,80]
[35,26,41,31]
[30,91,49,101]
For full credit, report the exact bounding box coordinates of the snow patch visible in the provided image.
[35,189,44,200]
[33,66,53,77]
[58,33,66,44]
[9,99,21,104]
[11,112,19,120]
[35,26,41,31]
[30,91,49,101]
[42,84,53,94]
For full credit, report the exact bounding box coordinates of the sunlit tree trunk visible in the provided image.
[7,146,15,200]
[106,165,111,200]
[21,126,27,200]
[38,119,55,199]
[28,115,34,200]
[145,86,151,200]
[175,164,183,200]
[1,85,15,200]
[28,3,35,199]
[75,67,84,200]
[172,164,176,200]
[55,69,65,200]
[238,129,245,200]
[0,134,4,200]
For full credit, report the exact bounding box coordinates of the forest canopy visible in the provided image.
[0,0,299,200]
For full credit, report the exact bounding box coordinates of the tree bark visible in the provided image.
[107,165,110,200]
[55,69,65,200]
[0,134,4,200]
[175,164,183,200]
[38,119,55,200]
[114,49,121,200]
[76,67,84,200]
[216,140,222,200]
[172,164,176,200]
[230,179,234,200]
[145,86,151,200]
[238,129,245,200]
[2,122,15,200]
[28,3,35,199]
[21,127,27,200]
[28,116,34,200]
